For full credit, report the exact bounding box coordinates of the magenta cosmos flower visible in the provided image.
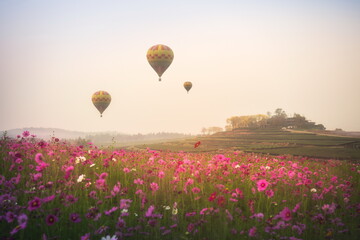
[27,197,42,211]
[22,131,30,137]
[45,214,58,226]
[256,179,269,192]
[69,213,81,223]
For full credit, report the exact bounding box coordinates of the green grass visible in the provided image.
[130,129,360,160]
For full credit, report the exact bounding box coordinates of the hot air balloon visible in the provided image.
[183,81,192,93]
[146,44,174,81]
[92,91,111,117]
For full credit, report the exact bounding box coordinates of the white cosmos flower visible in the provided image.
[101,235,118,240]
[310,188,317,192]
[75,156,86,164]
[90,164,95,167]
[77,174,85,183]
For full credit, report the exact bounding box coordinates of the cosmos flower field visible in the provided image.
[0,132,359,240]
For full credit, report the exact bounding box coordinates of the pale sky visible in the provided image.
[1,0,359,134]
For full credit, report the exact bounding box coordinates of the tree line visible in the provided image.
[202,108,326,134]
[226,108,325,130]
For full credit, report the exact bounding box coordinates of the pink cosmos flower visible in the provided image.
[145,205,155,217]
[200,208,208,215]
[185,211,196,217]
[35,153,44,164]
[186,178,194,185]
[187,223,195,232]
[81,233,90,240]
[65,194,78,205]
[120,199,132,209]
[192,187,201,193]
[89,191,97,199]
[15,158,23,164]
[248,226,257,237]
[64,166,74,180]
[117,218,126,228]
[265,189,274,198]
[134,178,144,185]
[252,213,264,221]
[6,211,16,223]
[10,225,24,235]
[316,180,323,187]
[208,192,217,202]
[158,171,165,178]
[225,209,233,221]
[217,195,226,207]
[95,178,107,191]
[288,171,295,178]
[69,213,81,223]
[35,162,50,172]
[22,131,30,137]
[292,203,301,213]
[111,182,121,196]
[257,179,269,191]
[99,172,108,179]
[235,188,244,198]
[279,207,292,221]
[330,176,338,183]
[17,213,28,227]
[104,207,118,215]
[42,195,55,203]
[322,203,336,214]
[150,182,159,192]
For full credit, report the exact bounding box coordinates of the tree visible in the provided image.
[201,127,207,135]
[208,127,223,134]
[226,116,241,130]
[292,113,307,128]
[268,108,287,128]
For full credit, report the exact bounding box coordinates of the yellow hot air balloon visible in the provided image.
[146,44,174,81]
[183,81,192,93]
[92,91,111,117]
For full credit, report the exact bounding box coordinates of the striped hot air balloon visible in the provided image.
[146,44,174,81]
[183,81,192,93]
[92,91,111,117]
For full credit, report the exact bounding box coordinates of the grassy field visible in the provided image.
[129,129,360,161]
[1,133,359,239]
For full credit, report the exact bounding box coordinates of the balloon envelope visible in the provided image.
[184,81,192,93]
[147,44,174,81]
[92,91,111,117]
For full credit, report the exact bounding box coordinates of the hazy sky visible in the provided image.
[1,0,359,134]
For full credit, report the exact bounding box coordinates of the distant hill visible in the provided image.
[1,128,89,140]
[0,128,192,145]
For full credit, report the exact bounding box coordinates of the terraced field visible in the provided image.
[130,129,360,160]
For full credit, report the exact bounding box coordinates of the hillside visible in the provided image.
[130,128,360,161]
[0,128,89,140]
[0,128,192,145]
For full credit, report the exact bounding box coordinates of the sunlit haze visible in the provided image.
[1,0,359,134]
